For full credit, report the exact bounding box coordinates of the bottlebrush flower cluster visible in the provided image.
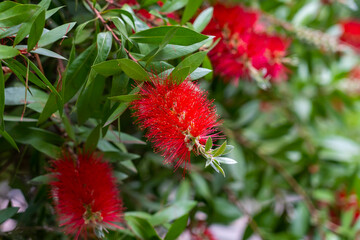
[340,19,360,50]
[203,3,290,83]
[328,190,360,227]
[131,75,220,173]
[50,152,123,239]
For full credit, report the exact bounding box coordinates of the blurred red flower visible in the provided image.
[340,20,360,50]
[131,76,220,174]
[203,3,290,83]
[50,152,123,239]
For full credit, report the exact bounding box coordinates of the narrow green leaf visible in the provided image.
[28,10,45,51]
[45,6,64,19]
[160,0,188,12]
[0,2,18,13]
[181,0,203,25]
[213,157,237,165]
[31,48,67,60]
[3,58,46,89]
[0,5,39,27]
[222,145,234,155]
[171,66,190,83]
[26,56,61,99]
[164,214,189,240]
[213,140,227,157]
[193,7,213,33]
[0,45,20,59]
[29,174,52,185]
[0,25,20,40]
[85,125,101,152]
[212,160,225,177]
[150,201,197,226]
[38,44,97,124]
[0,129,19,151]
[38,22,76,47]
[92,60,122,76]
[131,26,208,46]
[205,137,212,152]
[174,51,207,74]
[96,31,113,62]
[108,94,140,102]
[0,62,4,130]
[103,84,142,126]
[190,173,211,201]
[118,59,150,81]
[143,27,179,66]
[0,207,19,224]
[125,215,161,240]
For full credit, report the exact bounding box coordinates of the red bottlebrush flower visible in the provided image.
[203,3,290,83]
[131,76,221,173]
[50,152,123,239]
[340,20,360,50]
[191,222,217,240]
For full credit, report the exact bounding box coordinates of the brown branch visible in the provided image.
[85,0,138,62]
[225,187,265,239]
[34,53,44,74]
[224,129,327,239]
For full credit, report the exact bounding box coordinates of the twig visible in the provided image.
[85,0,138,62]
[34,53,44,74]
[224,129,327,239]
[225,187,265,239]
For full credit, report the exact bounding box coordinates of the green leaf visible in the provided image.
[10,125,62,157]
[190,173,211,201]
[150,200,196,226]
[3,58,47,89]
[38,22,76,47]
[125,215,161,240]
[181,0,203,25]
[131,26,208,46]
[108,94,140,102]
[103,84,142,126]
[29,174,52,185]
[174,51,207,74]
[213,157,237,164]
[0,45,20,59]
[0,207,19,224]
[222,145,234,155]
[164,214,189,240]
[171,66,190,83]
[26,56,61,99]
[175,179,191,201]
[205,137,212,152]
[96,31,113,62]
[193,7,213,33]
[0,62,4,130]
[212,160,225,177]
[118,59,150,81]
[142,27,179,66]
[92,60,123,77]
[160,0,188,12]
[189,67,212,80]
[28,10,45,51]
[85,125,101,152]
[45,6,64,19]
[38,44,97,124]
[0,25,21,39]
[0,2,19,13]
[31,48,67,60]
[0,4,39,27]
[0,128,19,151]
[213,141,227,157]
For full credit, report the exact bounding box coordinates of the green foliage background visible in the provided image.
[1,0,360,239]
